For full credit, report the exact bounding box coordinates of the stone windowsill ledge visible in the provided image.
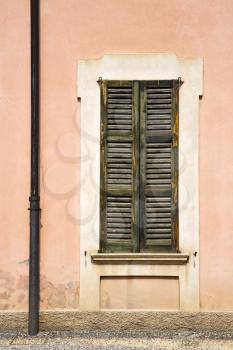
[91,253,189,265]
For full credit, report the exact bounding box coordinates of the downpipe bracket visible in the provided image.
[28,196,40,211]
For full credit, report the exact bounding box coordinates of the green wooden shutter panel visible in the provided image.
[140,80,178,252]
[100,80,178,253]
[100,81,139,253]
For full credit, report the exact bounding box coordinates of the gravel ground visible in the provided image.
[0,330,233,350]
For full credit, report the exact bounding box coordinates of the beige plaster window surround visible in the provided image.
[77,54,203,311]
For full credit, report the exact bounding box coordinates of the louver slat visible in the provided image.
[140,81,178,252]
[107,86,133,134]
[100,81,139,252]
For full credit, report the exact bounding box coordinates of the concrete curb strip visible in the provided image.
[0,312,233,332]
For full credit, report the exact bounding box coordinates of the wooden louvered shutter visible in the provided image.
[139,80,179,252]
[100,81,139,253]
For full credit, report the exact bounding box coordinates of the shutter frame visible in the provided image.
[100,80,179,253]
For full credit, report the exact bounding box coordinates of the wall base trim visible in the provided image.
[0,311,233,332]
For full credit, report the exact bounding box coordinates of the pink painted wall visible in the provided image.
[0,0,233,311]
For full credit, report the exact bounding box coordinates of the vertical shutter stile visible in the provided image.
[141,80,179,252]
[171,80,179,251]
[100,81,139,252]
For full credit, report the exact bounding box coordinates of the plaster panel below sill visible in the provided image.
[91,253,189,265]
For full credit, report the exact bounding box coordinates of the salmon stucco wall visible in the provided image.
[0,0,233,311]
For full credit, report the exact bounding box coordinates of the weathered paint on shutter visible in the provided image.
[100,81,140,252]
[139,80,179,252]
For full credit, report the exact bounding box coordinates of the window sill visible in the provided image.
[91,253,189,265]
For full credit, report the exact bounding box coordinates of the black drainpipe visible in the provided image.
[29,0,40,336]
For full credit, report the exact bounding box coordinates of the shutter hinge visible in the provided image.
[178,77,184,88]
[172,134,178,147]
[97,77,103,85]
